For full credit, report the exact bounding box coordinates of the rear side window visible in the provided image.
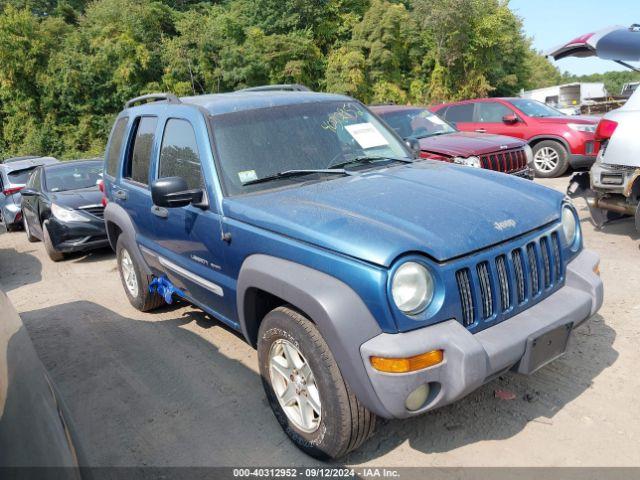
[158,119,204,190]
[7,167,36,185]
[105,117,129,178]
[26,167,41,189]
[125,116,158,186]
[443,103,474,123]
[474,102,513,123]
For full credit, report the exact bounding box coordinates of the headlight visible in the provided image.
[561,204,579,247]
[523,144,533,165]
[391,262,434,315]
[51,203,90,223]
[567,123,596,133]
[453,156,481,168]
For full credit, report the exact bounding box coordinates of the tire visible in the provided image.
[23,214,39,242]
[532,140,569,178]
[42,222,65,262]
[116,236,164,312]
[258,306,376,460]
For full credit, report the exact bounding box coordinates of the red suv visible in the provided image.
[431,98,598,178]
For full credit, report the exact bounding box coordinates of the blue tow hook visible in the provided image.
[149,276,185,304]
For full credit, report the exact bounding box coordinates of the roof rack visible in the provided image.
[125,93,181,109]
[237,84,312,93]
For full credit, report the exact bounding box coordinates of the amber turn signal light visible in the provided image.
[370,350,444,373]
[593,262,601,276]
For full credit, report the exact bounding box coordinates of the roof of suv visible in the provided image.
[129,91,352,116]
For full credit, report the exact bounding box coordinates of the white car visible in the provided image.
[549,25,640,230]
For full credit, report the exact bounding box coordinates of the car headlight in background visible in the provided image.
[567,123,596,133]
[523,144,533,166]
[453,156,481,168]
[561,204,579,247]
[51,203,90,223]
[391,262,434,315]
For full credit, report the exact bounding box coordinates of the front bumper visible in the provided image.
[46,217,109,253]
[590,161,639,196]
[360,249,603,419]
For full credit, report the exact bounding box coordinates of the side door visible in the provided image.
[148,116,230,320]
[116,115,159,250]
[21,167,42,236]
[439,103,475,132]
[472,101,527,138]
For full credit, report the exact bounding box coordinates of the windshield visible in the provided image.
[7,167,37,185]
[45,162,102,192]
[211,101,411,195]
[508,99,565,118]
[378,108,457,139]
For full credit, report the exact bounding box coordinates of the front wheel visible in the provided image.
[24,214,39,243]
[42,222,65,262]
[116,236,164,312]
[258,306,376,460]
[532,140,569,178]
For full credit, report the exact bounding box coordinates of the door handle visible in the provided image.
[475,128,486,133]
[151,205,168,218]
[113,190,127,200]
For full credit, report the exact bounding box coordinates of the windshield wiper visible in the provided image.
[241,168,348,186]
[328,155,413,170]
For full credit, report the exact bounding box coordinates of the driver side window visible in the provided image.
[158,119,204,190]
[474,102,513,123]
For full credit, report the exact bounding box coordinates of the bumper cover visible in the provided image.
[360,249,603,419]
[1,202,21,225]
[47,217,109,253]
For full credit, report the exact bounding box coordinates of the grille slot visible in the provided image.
[456,269,475,326]
[540,236,552,288]
[526,243,539,295]
[479,148,527,173]
[512,249,526,304]
[496,255,510,311]
[551,232,562,280]
[476,262,493,319]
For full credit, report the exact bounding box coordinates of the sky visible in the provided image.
[510,0,638,76]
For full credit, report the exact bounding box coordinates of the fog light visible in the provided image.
[405,384,430,411]
[370,349,443,373]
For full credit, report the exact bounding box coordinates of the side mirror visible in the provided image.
[405,138,421,158]
[151,177,203,208]
[503,114,519,124]
[20,188,39,197]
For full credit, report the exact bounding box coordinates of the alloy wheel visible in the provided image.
[534,146,560,173]
[120,249,139,298]
[269,338,322,433]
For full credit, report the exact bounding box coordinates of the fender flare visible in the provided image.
[236,254,390,417]
[103,202,152,276]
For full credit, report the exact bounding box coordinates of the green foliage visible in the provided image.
[0,0,556,159]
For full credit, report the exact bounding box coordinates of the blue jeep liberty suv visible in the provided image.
[103,91,603,459]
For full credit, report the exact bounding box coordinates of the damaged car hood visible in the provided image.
[224,161,563,266]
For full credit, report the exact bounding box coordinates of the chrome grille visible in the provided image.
[479,148,527,173]
[476,262,493,319]
[79,204,105,219]
[455,231,564,330]
[456,269,474,326]
[496,255,510,311]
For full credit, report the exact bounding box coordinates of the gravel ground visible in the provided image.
[0,175,639,467]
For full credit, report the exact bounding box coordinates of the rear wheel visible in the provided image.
[258,306,376,460]
[532,140,569,178]
[23,214,39,243]
[116,236,164,312]
[42,222,65,262]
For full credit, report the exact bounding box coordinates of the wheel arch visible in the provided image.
[237,254,390,417]
[528,135,571,154]
[103,202,152,276]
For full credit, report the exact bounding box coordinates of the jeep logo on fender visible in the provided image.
[494,219,517,231]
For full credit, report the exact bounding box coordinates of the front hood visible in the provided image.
[224,162,563,266]
[418,132,524,157]
[536,115,599,124]
[50,187,102,210]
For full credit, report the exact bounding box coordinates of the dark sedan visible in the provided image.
[21,160,108,261]
[370,104,533,178]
